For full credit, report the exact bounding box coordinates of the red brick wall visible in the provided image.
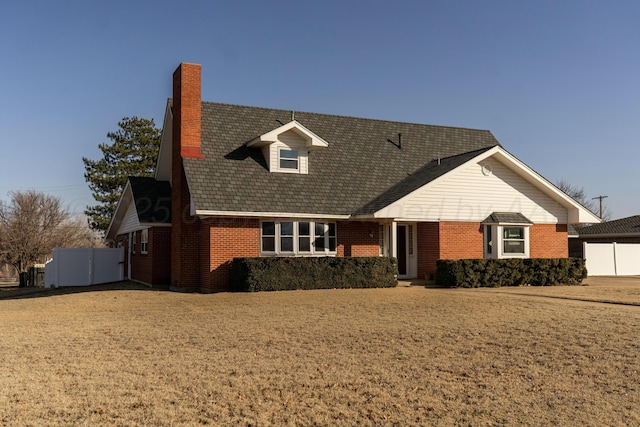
[417,222,439,280]
[438,221,484,260]
[530,224,568,258]
[201,218,260,290]
[337,221,380,257]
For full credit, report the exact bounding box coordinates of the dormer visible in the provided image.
[247,120,329,174]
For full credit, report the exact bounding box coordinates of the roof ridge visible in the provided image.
[198,100,496,133]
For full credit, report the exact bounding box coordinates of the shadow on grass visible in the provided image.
[0,281,170,301]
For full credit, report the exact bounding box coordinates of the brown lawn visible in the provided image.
[1,278,639,426]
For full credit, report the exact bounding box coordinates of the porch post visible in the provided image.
[391,221,398,259]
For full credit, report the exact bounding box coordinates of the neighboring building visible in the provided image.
[570,215,640,258]
[106,63,600,291]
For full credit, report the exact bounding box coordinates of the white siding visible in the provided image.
[380,157,568,223]
[117,201,141,235]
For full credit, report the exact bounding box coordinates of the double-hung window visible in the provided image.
[261,220,337,255]
[503,227,525,254]
[279,149,299,171]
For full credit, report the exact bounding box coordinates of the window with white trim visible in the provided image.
[140,229,149,254]
[503,227,525,254]
[484,225,530,259]
[279,149,299,171]
[261,220,337,255]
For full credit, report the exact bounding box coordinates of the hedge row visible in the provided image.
[435,258,587,288]
[229,257,398,292]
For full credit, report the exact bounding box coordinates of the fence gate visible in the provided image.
[584,242,640,276]
[44,247,125,288]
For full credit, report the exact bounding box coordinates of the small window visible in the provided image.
[486,225,493,255]
[140,229,148,254]
[298,222,311,253]
[503,227,525,254]
[262,222,276,252]
[379,225,384,256]
[279,149,299,170]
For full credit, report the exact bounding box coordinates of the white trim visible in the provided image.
[105,180,134,242]
[195,210,350,219]
[484,224,530,259]
[260,219,337,256]
[247,120,329,150]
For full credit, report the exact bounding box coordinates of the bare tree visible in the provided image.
[0,190,102,274]
[556,179,611,221]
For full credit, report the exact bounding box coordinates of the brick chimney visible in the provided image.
[171,62,202,291]
[172,62,202,159]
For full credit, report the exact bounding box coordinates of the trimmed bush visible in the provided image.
[435,258,587,288]
[229,257,398,292]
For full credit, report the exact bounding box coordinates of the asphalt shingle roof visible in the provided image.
[482,212,534,224]
[183,102,501,216]
[129,176,172,223]
[574,215,640,236]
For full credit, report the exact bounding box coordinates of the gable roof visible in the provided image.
[129,177,172,223]
[575,215,640,236]
[105,177,171,241]
[183,102,501,217]
[353,147,494,215]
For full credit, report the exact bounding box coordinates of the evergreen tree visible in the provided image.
[83,117,161,232]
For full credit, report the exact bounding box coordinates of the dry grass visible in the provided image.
[1,279,639,426]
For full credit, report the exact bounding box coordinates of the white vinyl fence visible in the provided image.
[44,247,124,288]
[584,242,640,276]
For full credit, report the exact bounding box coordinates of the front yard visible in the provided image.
[0,278,639,426]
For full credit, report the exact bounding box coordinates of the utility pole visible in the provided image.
[592,195,608,219]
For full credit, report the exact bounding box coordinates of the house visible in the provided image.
[105,62,601,291]
[569,215,640,258]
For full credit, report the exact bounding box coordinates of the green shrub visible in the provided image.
[435,258,587,288]
[229,257,398,292]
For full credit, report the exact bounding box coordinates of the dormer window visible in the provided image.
[247,120,329,174]
[279,149,299,171]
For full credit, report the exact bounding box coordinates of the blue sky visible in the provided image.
[1,0,638,220]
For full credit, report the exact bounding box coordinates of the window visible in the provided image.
[279,149,299,170]
[260,220,337,255]
[486,225,493,255]
[379,225,385,256]
[503,227,525,254]
[280,221,294,252]
[132,231,136,254]
[298,222,311,252]
[262,222,276,253]
[140,229,149,254]
[484,225,529,259]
